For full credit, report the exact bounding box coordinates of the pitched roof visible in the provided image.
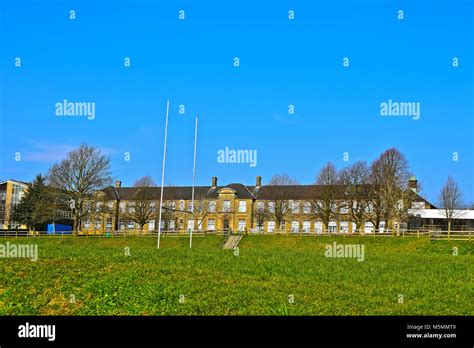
[254,184,350,200]
[101,182,433,207]
[103,186,222,201]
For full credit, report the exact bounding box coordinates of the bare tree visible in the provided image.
[126,176,157,232]
[254,201,270,233]
[438,176,464,238]
[159,201,177,231]
[47,144,112,233]
[190,198,212,232]
[339,161,370,234]
[369,148,412,234]
[134,176,157,188]
[267,174,298,231]
[311,162,339,233]
[367,160,388,233]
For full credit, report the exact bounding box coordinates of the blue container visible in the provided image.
[46,223,73,235]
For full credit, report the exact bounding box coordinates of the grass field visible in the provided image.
[0,235,472,315]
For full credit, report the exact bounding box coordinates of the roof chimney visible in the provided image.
[211,177,218,187]
[256,176,262,187]
[115,180,122,188]
[408,176,417,193]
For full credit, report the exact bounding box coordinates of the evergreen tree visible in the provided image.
[12,174,55,230]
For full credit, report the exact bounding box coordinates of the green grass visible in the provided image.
[0,235,472,315]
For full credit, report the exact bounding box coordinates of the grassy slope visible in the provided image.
[0,235,472,315]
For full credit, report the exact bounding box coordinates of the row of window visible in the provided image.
[102,200,426,215]
[116,200,246,213]
[84,217,391,234]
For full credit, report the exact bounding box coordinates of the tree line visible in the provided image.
[11,144,466,234]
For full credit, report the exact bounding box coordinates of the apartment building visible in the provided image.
[81,176,435,234]
[0,180,28,229]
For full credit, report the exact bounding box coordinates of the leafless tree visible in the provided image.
[254,201,270,233]
[47,144,112,233]
[134,176,157,187]
[267,174,299,231]
[126,176,157,232]
[190,198,212,231]
[438,176,464,238]
[339,161,370,234]
[369,148,412,234]
[311,162,339,233]
[159,202,177,231]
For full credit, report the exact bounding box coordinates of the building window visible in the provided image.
[11,184,25,206]
[340,221,349,234]
[106,218,112,229]
[169,220,175,230]
[352,222,357,234]
[303,221,311,233]
[280,221,286,230]
[364,222,374,234]
[119,202,126,213]
[268,202,275,213]
[256,201,264,213]
[208,201,216,212]
[84,220,90,229]
[179,200,185,211]
[187,219,194,231]
[315,221,323,234]
[303,202,311,214]
[179,219,184,230]
[379,221,386,233]
[291,201,300,214]
[119,221,125,230]
[328,221,337,233]
[188,201,194,212]
[238,219,246,231]
[396,200,404,210]
[222,200,231,212]
[340,204,349,214]
[411,202,425,210]
[197,219,202,231]
[267,221,275,232]
[291,221,299,232]
[148,220,155,231]
[238,201,246,213]
[168,201,176,210]
[207,218,215,231]
[128,221,135,229]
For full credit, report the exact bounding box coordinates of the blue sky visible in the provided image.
[1,0,473,205]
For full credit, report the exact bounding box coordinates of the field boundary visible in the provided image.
[0,229,471,241]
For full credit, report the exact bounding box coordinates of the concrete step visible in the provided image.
[223,235,243,249]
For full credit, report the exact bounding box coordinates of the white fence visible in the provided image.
[0,228,472,240]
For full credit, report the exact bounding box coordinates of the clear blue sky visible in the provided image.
[1,0,473,205]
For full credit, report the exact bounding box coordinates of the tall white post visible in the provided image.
[190,116,198,248]
[157,100,170,249]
